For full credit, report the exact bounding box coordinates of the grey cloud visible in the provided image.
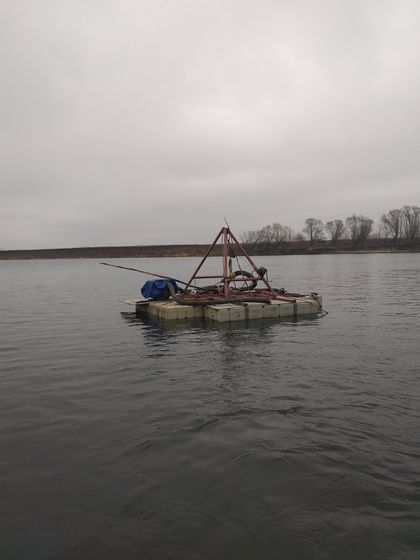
[1,0,419,248]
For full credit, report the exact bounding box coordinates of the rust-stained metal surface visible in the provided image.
[173,289,303,307]
[169,226,320,306]
[185,226,274,295]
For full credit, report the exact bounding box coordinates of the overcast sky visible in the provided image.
[1,0,419,249]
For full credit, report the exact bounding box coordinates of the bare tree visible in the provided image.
[271,223,295,244]
[375,222,388,239]
[357,216,374,245]
[272,222,286,243]
[303,218,324,243]
[258,224,275,248]
[345,215,374,246]
[381,208,403,242]
[401,205,420,240]
[240,230,259,244]
[241,222,295,248]
[283,225,295,242]
[345,215,358,244]
[325,219,344,244]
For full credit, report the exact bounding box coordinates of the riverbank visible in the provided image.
[1,240,419,260]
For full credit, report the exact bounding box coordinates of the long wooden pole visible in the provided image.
[100,262,190,287]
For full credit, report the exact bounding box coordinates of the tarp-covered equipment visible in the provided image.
[141,279,180,300]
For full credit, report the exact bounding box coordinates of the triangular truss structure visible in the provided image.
[185,226,274,296]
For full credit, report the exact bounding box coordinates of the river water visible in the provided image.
[1,253,419,559]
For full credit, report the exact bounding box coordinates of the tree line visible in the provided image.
[241,205,420,249]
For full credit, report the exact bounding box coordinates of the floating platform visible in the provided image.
[122,293,322,323]
[110,226,324,324]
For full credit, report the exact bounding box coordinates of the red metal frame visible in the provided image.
[185,226,274,295]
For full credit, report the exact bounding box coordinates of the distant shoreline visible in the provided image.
[1,241,419,260]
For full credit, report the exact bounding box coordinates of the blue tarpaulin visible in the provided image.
[141,279,180,300]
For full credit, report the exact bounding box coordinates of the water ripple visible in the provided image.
[1,255,420,559]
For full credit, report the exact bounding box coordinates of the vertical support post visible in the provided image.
[223,227,229,296]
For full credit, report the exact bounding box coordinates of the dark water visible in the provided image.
[1,254,419,560]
